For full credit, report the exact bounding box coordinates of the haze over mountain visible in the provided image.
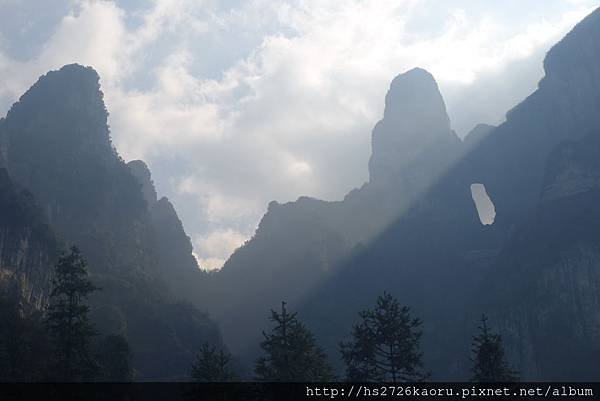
[0,0,597,270]
[1,3,600,383]
[197,6,600,379]
[0,65,221,378]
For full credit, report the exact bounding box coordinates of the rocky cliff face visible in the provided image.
[0,169,59,310]
[128,159,210,305]
[207,7,600,379]
[128,160,158,207]
[464,7,600,227]
[208,66,467,358]
[0,127,7,170]
[478,131,600,379]
[369,68,461,189]
[450,9,600,378]
[3,65,151,276]
[319,7,600,379]
[463,123,495,151]
[0,65,221,378]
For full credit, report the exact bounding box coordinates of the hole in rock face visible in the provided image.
[470,183,496,225]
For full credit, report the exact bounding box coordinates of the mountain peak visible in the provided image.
[368,67,459,187]
[384,67,449,127]
[10,64,103,118]
[463,123,495,150]
[4,64,113,165]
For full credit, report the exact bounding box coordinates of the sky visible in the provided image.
[0,0,597,269]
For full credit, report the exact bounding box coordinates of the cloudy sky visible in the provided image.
[0,0,597,269]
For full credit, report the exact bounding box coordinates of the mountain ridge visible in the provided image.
[0,64,222,378]
[202,6,600,379]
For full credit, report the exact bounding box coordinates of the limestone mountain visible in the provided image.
[368,67,461,189]
[302,6,600,379]
[204,7,600,380]
[0,64,221,378]
[0,168,59,310]
[128,159,212,305]
[463,123,495,151]
[205,66,465,360]
[3,6,600,382]
[476,131,600,379]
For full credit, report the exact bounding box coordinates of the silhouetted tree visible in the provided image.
[96,334,133,381]
[191,342,236,381]
[471,314,518,382]
[255,301,334,381]
[340,292,428,382]
[46,246,99,380]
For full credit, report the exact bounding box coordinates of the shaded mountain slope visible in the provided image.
[0,168,59,310]
[0,65,220,378]
[128,159,212,308]
[206,7,600,379]
[475,132,600,379]
[300,6,600,379]
[206,67,469,359]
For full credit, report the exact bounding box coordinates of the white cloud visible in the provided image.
[194,228,248,270]
[0,0,597,269]
[37,1,129,83]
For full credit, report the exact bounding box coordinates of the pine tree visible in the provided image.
[46,246,99,380]
[191,343,236,381]
[470,314,518,382]
[340,292,428,382]
[255,301,334,381]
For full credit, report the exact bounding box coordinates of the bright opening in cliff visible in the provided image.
[470,183,496,225]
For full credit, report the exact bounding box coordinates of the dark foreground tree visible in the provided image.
[96,334,133,381]
[191,342,236,381]
[471,315,518,382]
[46,246,99,380]
[340,292,428,382]
[255,301,334,381]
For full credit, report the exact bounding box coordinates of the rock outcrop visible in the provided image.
[128,159,210,304]
[0,65,221,378]
[207,66,466,359]
[369,68,461,189]
[205,7,600,379]
[0,169,59,310]
[463,123,495,151]
[128,160,158,207]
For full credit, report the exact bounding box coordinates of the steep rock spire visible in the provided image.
[368,67,461,192]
